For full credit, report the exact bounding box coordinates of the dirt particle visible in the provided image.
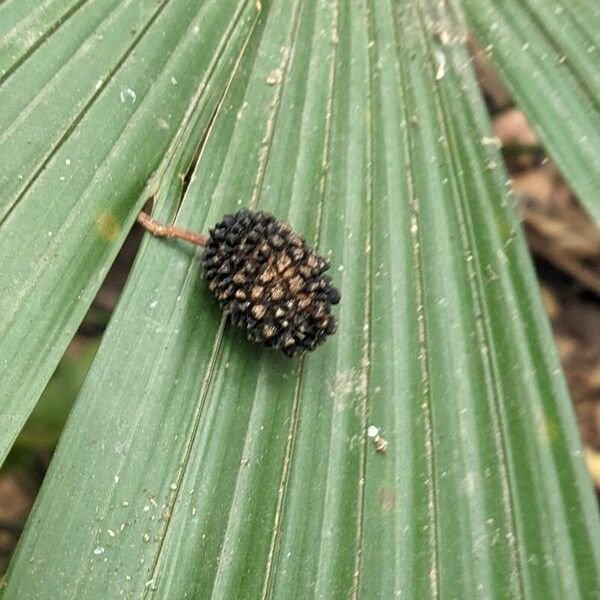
[374,435,389,454]
[266,69,282,85]
[367,425,389,453]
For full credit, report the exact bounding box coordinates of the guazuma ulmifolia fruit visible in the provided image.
[137,208,341,357]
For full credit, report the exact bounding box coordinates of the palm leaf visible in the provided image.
[462,0,600,222]
[0,0,260,461]
[1,0,599,597]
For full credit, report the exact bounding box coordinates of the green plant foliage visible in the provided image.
[0,0,599,597]
[0,0,260,462]
[462,0,600,222]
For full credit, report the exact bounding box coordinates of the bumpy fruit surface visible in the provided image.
[202,209,341,357]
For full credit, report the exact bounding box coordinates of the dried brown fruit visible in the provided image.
[137,208,341,356]
[202,209,340,356]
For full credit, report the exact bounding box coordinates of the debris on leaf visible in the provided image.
[367,425,389,454]
[266,69,282,85]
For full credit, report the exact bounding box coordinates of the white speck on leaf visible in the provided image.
[120,88,136,104]
[481,136,501,149]
[266,69,282,85]
[435,50,447,80]
[367,426,379,438]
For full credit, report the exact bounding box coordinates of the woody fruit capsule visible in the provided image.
[137,209,341,357]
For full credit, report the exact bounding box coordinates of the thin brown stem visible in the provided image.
[137,211,208,247]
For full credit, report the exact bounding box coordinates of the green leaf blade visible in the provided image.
[0,0,260,463]
[0,0,87,78]
[462,0,600,223]
[2,0,600,598]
